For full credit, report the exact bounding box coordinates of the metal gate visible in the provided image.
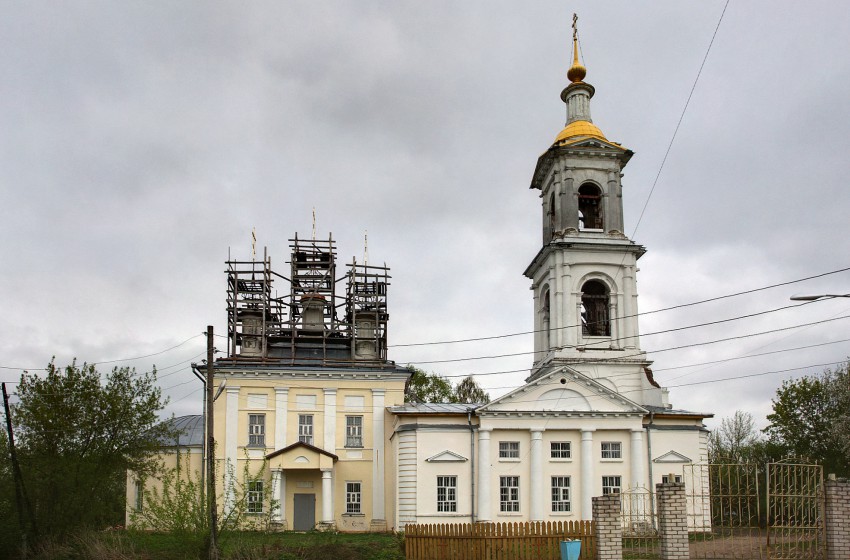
[621,486,659,559]
[766,460,824,560]
[684,461,825,559]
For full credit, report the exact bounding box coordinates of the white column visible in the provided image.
[581,429,595,520]
[371,389,386,521]
[321,469,334,524]
[323,388,337,452]
[477,429,492,521]
[576,298,584,347]
[630,429,645,488]
[271,469,282,523]
[530,428,545,520]
[225,385,240,512]
[274,387,288,450]
[609,301,619,349]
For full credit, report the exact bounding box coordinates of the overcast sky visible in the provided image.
[2,1,849,432]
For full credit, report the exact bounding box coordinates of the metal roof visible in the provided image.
[158,414,204,447]
[390,403,481,414]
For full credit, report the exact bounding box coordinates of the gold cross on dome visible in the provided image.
[572,13,578,41]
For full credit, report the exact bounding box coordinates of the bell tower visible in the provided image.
[524,17,666,407]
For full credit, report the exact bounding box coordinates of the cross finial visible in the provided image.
[364,230,369,267]
[251,227,256,260]
[572,13,578,41]
[312,207,316,240]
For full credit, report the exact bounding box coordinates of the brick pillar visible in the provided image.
[826,477,850,560]
[656,481,689,560]
[592,493,622,560]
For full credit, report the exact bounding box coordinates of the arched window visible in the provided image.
[581,280,610,336]
[548,192,557,235]
[578,183,603,230]
[542,289,551,350]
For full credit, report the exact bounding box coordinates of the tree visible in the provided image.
[708,410,760,463]
[405,367,454,403]
[764,361,850,477]
[453,376,490,404]
[12,360,173,538]
[405,368,491,405]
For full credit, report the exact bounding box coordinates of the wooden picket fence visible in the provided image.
[404,520,595,560]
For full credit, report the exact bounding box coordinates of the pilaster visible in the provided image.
[274,387,288,450]
[477,429,492,521]
[371,388,386,528]
[323,388,337,452]
[580,428,594,520]
[530,428,544,520]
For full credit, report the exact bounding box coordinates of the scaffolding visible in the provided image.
[223,233,392,367]
[346,258,390,363]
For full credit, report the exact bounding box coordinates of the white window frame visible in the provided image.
[298,414,313,445]
[499,441,520,459]
[551,476,571,512]
[602,475,622,495]
[499,476,520,512]
[346,482,362,514]
[437,475,457,513]
[345,415,363,448]
[601,441,622,459]
[247,480,264,514]
[248,413,265,447]
[550,441,572,459]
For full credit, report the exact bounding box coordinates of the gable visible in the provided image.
[477,366,646,416]
[653,450,692,463]
[425,450,468,463]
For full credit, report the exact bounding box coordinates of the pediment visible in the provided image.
[653,450,692,463]
[266,441,338,470]
[425,450,468,463]
[477,366,646,416]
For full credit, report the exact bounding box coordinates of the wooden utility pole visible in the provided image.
[3,382,35,557]
[206,327,219,560]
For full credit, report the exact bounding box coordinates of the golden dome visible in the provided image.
[553,120,607,144]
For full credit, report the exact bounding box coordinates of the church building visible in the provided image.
[128,25,711,532]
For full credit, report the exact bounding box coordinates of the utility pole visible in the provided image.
[206,327,219,560]
[3,382,35,557]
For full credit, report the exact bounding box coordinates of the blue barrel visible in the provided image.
[560,539,581,560]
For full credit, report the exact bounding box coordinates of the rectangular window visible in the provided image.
[550,441,572,459]
[499,476,520,512]
[437,476,457,513]
[247,480,263,513]
[602,476,622,495]
[551,476,571,512]
[134,479,144,511]
[601,441,622,459]
[345,415,363,447]
[248,414,265,446]
[662,475,682,483]
[499,441,520,459]
[346,482,362,514]
[298,414,313,445]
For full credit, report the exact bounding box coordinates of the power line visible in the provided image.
[403,313,850,367]
[630,0,730,238]
[390,264,850,348]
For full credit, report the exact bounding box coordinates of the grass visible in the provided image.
[20,530,406,560]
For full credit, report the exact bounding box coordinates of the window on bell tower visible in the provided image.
[581,280,610,336]
[549,192,557,235]
[578,184,603,230]
[542,289,551,351]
